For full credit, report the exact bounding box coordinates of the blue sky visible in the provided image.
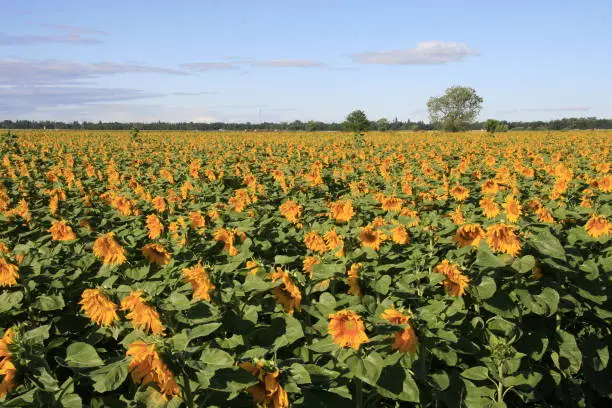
[1,0,611,123]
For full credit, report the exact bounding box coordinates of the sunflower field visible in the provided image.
[0,129,610,408]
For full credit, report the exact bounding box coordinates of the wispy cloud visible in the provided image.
[351,41,478,65]
[180,62,238,71]
[40,23,110,36]
[171,91,218,96]
[182,58,327,71]
[0,33,103,45]
[248,59,326,68]
[0,86,163,116]
[497,106,592,114]
[0,58,189,85]
[1,23,109,46]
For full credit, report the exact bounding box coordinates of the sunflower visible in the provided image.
[302,256,321,278]
[479,197,500,219]
[48,220,77,241]
[380,309,419,353]
[328,309,368,350]
[151,196,166,213]
[79,288,119,327]
[481,179,499,196]
[451,185,470,202]
[0,328,16,398]
[329,200,355,223]
[324,229,345,257]
[121,291,166,335]
[188,211,206,234]
[434,260,470,296]
[92,232,126,265]
[126,341,180,398]
[391,224,410,244]
[381,196,404,212]
[347,263,362,296]
[279,200,302,224]
[239,360,289,408]
[503,195,522,223]
[486,223,521,256]
[246,260,261,275]
[359,226,385,251]
[304,231,327,254]
[0,257,19,287]
[269,268,302,315]
[585,214,610,238]
[536,207,555,223]
[455,224,484,247]
[450,206,465,225]
[183,263,215,302]
[141,243,171,266]
[214,228,238,256]
[146,214,164,239]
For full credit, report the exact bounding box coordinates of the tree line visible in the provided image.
[3,117,611,132]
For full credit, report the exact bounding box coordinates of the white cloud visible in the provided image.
[0,58,189,85]
[180,62,238,71]
[40,24,110,37]
[351,41,478,65]
[182,58,327,71]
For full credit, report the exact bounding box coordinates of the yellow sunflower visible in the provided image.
[328,309,368,350]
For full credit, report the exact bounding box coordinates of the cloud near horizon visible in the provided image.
[181,58,327,71]
[0,24,109,46]
[351,41,478,65]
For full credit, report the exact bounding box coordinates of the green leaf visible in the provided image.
[290,363,312,385]
[557,330,582,374]
[511,255,536,273]
[312,263,345,281]
[65,342,104,368]
[530,229,566,261]
[0,291,23,313]
[377,362,420,402]
[373,275,392,295]
[200,348,234,367]
[124,265,150,281]
[90,359,129,393]
[461,366,490,381]
[473,276,496,299]
[476,246,506,268]
[160,292,191,311]
[189,322,222,341]
[242,275,273,292]
[274,255,298,264]
[32,294,65,311]
[21,325,50,344]
[207,367,258,391]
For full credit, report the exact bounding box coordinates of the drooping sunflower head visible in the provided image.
[141,243,171,266]
[79,288,119,327]
[48,220,77,241]
[503,195,522,223]
[183,263,215,302]
[486,223,521,256]
[304,231,327,253]
[329,200,355,223]
[359,227,385,251]
[455,224,484,247]
[585,214,610,238]
[145,214,164,239]
[451,185,470,202]
[92,232,126,265]
[328,309,368,350]
[391,225,410,244]
[0,257,19,288]
[279,200,302,224]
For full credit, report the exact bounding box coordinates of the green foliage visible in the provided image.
[343,110,369,133]
[427,86,484,131]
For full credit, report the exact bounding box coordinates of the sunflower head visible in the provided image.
[141,243,171,266]
[329,200,355,223]
[328,309,368,350]
[486,223,521,256]
[79,288,119,327]
[585,214,610,238]
[455,224,484,247]
[92,232,126,265]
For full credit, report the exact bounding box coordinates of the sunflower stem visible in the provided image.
[355,377,363,408]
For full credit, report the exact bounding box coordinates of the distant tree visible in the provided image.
[376,118,390,131]
[485,119,509,133]
[306,120,324,131]
[427,86,483,132]
[344,110,369,133]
